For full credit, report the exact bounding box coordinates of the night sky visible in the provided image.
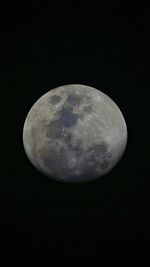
[1,1,150,250]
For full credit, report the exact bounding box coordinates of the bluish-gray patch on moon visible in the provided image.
[58,106,79,127]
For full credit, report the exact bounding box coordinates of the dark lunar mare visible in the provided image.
[58,105,79,128]
[46,118,72,143]
[50,95,61,104]
[67,93,82,105]
[46,119,63,139]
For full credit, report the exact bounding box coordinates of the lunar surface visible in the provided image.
[23,84,127,183]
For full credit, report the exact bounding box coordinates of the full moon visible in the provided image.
[23,84,127,183]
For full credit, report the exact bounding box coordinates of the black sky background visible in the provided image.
[1,1,150,249]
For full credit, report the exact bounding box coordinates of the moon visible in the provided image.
[23,84,127,183]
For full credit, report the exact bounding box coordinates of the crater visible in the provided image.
[58,106,79,128]
[50,95,61,105]
[90,142,108,156]
[84,105,93,113]
[67,93,82,105]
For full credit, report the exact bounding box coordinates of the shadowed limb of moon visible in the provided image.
[23,84,128,183]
